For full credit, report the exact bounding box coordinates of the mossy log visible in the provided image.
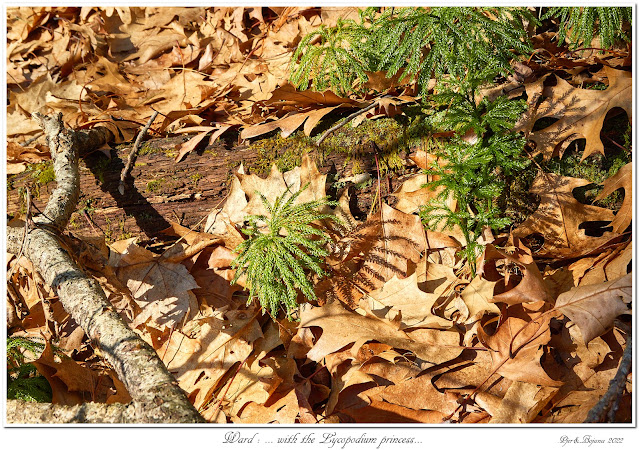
[8,125,412,241]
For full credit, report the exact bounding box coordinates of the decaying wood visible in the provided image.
[7,133,387,240]
[6,113,204,424]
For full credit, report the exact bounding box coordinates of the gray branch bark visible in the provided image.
[7,113,204,423]
[6,399,135,424]
[585,336,632,423]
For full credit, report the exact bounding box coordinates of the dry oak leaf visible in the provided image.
[240,106,342,139]
[551,323,614,393]
[578,241,632,287]
[242,83,366,139]
[6,141,50,174]
[478,316,561,387]
[459,273,501,323]
[516,67,631,160]
[332,398,446,423]
[33,340,129,406]
[594,162,632,233]
[298,301,463,366]
[218,321,287,418]
[481,241,552,306]
[365,272,452,329]
[488,381,557,424]
[392,173,441,215]
[234,353,307,424]
[235,388,300,424]
[554,273,631,345]
[512,172,617,259]
[158,309,262,412]
[186,246,242,309]
[371,372,462,417]
[158,221,225,263]
[108,238,199,330]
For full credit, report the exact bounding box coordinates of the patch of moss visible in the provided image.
[68,213,81,230]
[146,178,165,193]
[190,173,203,187]
[137,143,177,159]
[246,133,315,175]
[321,118,410,177]
[28,161,55,185]
[585,82,608,90]
[138,143,159,156]
[322,118,406,155]
[93,157,112,184]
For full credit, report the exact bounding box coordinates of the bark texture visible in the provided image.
[7,399,135,424]
[6,113,204,423]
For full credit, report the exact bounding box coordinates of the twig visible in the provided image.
[118,111,159,195]
[211,352,251,418]
[21,132,44,147]
[585,336,632,423]
[317,99,384,146]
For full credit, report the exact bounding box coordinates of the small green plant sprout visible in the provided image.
[7,336,52,402]
[231,184,338,319]
[542,7,632,50]
[420,69,529,277]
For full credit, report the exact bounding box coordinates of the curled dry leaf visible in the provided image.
[516,67,632,160]
[554,273,631,344]
[7,142,50,174]
[577,241,632,287]
[478,316,561,387]
[512,172,617,259]
[482,241,552,306]
[159,221,225,262]
[33,340,130,406]
[594,162,632,233]
[298,301,463,366]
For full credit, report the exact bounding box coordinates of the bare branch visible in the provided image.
[585,336,632,423]
[7,114,204,423]
[119,111,159,195]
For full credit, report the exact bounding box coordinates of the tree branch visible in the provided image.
[6,399,135,424]
[585,336,632,423]
[7,113,204,423]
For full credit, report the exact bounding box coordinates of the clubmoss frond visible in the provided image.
[420,76,529,276]
[542,7,632,49]
[232,184,338,319]
[291,7,537,96]
[7,336,52,403]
